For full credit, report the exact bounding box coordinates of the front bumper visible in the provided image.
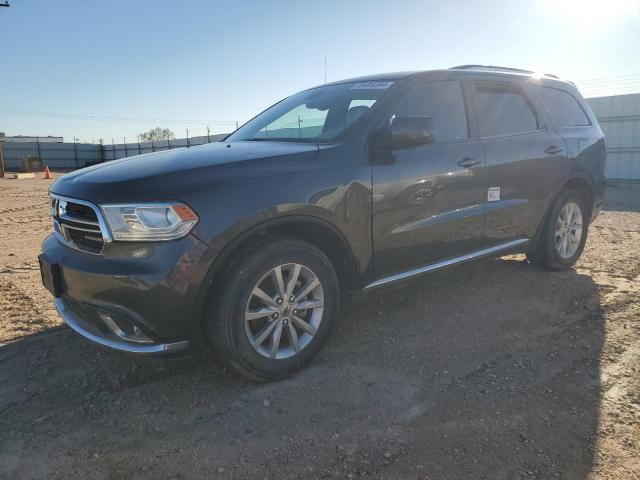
[55,297,190,354]
[41,232,211,355]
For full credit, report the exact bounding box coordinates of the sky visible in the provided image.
[1,0,639,143]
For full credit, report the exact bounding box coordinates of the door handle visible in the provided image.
[545,145,563,155]
[457,157,481,168]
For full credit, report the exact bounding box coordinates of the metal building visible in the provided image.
[587,93,640,180]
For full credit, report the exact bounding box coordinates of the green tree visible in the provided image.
[138,127,175,142]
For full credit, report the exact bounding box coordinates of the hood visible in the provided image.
[50,141,319,203]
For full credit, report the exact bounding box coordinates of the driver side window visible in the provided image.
[393,81,469,144]
[255,104,329,139]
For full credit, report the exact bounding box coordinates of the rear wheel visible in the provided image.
[204,238,339,381]
[527,188,589,270]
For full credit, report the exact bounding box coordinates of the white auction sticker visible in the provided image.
[488,187,501,202]
[350,81,394,90]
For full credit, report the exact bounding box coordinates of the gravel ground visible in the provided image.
[0,175,638,480]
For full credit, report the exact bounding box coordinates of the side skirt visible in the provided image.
[364,238,530,290]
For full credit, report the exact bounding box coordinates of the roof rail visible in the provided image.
[450,65,559,79]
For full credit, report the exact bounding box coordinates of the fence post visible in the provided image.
[73,137,79,169]
[0,141,5,178]
[151,140,155,152]
[36,136,42,166]
[100,139,105,163]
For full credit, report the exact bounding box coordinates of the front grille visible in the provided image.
[65,226,104,253]
[51,195,108,254]
[65,202,98,223]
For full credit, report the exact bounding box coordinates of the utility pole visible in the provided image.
[324,56,327,84]
[36,136,42,162]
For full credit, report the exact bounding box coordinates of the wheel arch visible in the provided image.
[193,214,361,335]
[561,175,594,217]
[529,174,595,252]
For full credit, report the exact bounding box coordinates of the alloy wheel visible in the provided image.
[555,202,583,259]
[244,263,324,359]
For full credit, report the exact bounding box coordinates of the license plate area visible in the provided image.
[39,255,64,298]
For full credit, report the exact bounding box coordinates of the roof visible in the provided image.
[447,65,578,89]
[311,66,574,91]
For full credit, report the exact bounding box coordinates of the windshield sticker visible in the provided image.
[350,81,394,90]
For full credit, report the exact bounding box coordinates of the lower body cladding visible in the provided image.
[39,233,210,355]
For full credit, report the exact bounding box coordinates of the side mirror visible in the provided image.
[367,127,395,165]
[391,117,436,150]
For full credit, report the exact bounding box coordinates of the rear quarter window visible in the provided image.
[530,85,591,127]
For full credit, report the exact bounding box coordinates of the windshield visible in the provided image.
[226,81,394,143]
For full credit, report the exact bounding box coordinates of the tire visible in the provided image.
[204,237,340,381]
[527,188,589,271]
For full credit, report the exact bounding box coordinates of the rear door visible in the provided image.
[528,83,606,211]
[371,79,486,279]
[470,77,568,245]
[528,83,595,158]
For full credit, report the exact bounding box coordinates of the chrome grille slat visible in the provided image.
[61,223,103,234]
[58,211,101,227]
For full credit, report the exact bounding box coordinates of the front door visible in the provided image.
[371,79,486,279]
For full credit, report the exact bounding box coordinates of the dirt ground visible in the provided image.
[0,175,638,480]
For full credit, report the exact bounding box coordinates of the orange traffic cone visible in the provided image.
[43,165,52,180]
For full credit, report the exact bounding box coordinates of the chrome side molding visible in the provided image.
[364,238,530,289]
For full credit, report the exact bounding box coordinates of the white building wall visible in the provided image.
[587,93,640,180]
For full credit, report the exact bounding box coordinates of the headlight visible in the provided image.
[100,203,198,241]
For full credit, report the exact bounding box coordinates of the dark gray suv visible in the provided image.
[40,65,606,380]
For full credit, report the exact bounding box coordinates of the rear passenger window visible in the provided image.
[475,82,539,137]
[393,81,469,143]
[530,85,591,127]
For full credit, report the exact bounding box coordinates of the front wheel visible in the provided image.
[527,188,589,270]
[204,238,339,381]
